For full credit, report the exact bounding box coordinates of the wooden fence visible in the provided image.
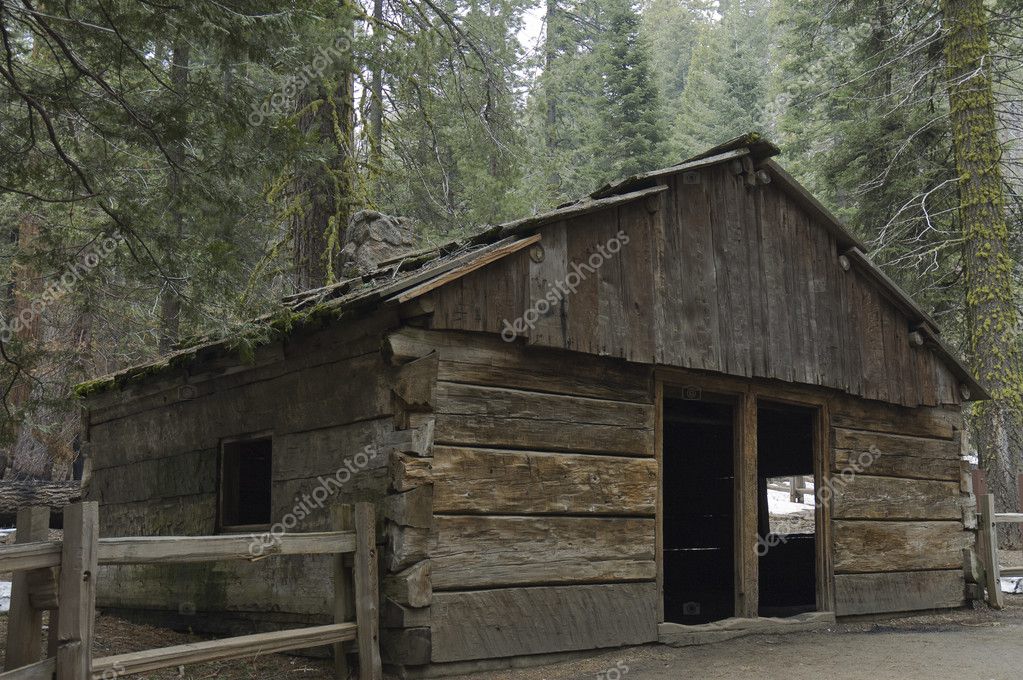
[0,501,382,680]
[976,493,1023,610]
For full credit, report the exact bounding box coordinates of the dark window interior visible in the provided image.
[757,402,816,617]
[220,438,272,529]
[663,396,735,625]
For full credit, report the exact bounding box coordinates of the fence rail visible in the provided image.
[975,493,1023,609]
[0,502,382,680]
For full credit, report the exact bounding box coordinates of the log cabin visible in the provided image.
[77,134,986,677]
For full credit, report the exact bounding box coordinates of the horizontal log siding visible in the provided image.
[85,316,400,625]
[423,330,658,661]
[830,396,968,616]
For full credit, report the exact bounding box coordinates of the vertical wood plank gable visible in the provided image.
[421,171,967,410]
[712,170,753,377]
[677,173,722,371]
[528,221,569,348]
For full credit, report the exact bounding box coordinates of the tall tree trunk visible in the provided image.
[5,217,43,477]
[942,0,1023,546]
[543,0,561,195]
[292,5,356,291]
[159,39,190,353]
[370,0,384,174]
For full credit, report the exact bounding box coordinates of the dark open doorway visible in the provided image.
[757,401,817,617]
[662,394,735,624]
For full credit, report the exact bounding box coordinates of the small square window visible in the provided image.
[219,437,272,531]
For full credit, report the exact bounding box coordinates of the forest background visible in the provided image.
[0,0,1020,524]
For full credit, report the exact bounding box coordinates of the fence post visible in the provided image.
[978,494,1004,609]
[332,505,355,680]
[353,503,382,680]
[56,501,99,680]
[5,506,50,669]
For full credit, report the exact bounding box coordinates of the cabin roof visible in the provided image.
[76,134,988,401]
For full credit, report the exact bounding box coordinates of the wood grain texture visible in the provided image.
[833,520,969,573]
[0,658,55,680]
[273,418,394,483]
[830,399,961,440]
[0,541,60,576]
[383,486,434,529]
[831,476,961,520]
[430,446,656,516]
[429,583,658,663]
[86,312,399,425]
[527,220,570,348]
[433,382,654,456]
[736,390,758,617]
[832,428,960,460]
[89,352,394,470]
[384,327,653,402]
[97,554,340,618]
[382,561,431,608]
[90,449,217,505]
[834,570,965,616]
[90,623,357,678]
[57,502,99,680]
[5,507,49,670]
[832,448,960,482]
[96,532,356,564]
[430,516,656,589]
[422,164,966,408]
[429,247,528,337]
[353,503,383,679]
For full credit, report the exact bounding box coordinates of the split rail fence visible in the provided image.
[0,501,382,680]
[976,492,1023,610]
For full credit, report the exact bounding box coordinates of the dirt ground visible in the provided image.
[0,614,335,679]
[457,595,1023,680]
[0,596,1021,679]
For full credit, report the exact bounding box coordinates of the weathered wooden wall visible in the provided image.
[81,157,977,669]
[380,327,659,667]
[829,395,970,616]
[380,326,972,670]
[425,164,963,409]
[84,313,401,630]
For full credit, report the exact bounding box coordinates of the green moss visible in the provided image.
[72,376,117,399]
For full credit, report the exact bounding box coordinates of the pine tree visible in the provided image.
[375,0,532,233]
[589,0,667,182]
[537,0,604,200]
[674,27,748,154]
[773,0,960,319]
[672,0,771,156]
[641,0,714,105]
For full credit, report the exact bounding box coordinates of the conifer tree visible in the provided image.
[672,0,771,155]
[589,0,667,182]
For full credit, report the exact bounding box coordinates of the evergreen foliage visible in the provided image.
[0,0,1020,517]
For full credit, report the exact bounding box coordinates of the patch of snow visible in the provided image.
[0,581,10,613]
[1001,577,1023,594]
[767,489,815,515]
